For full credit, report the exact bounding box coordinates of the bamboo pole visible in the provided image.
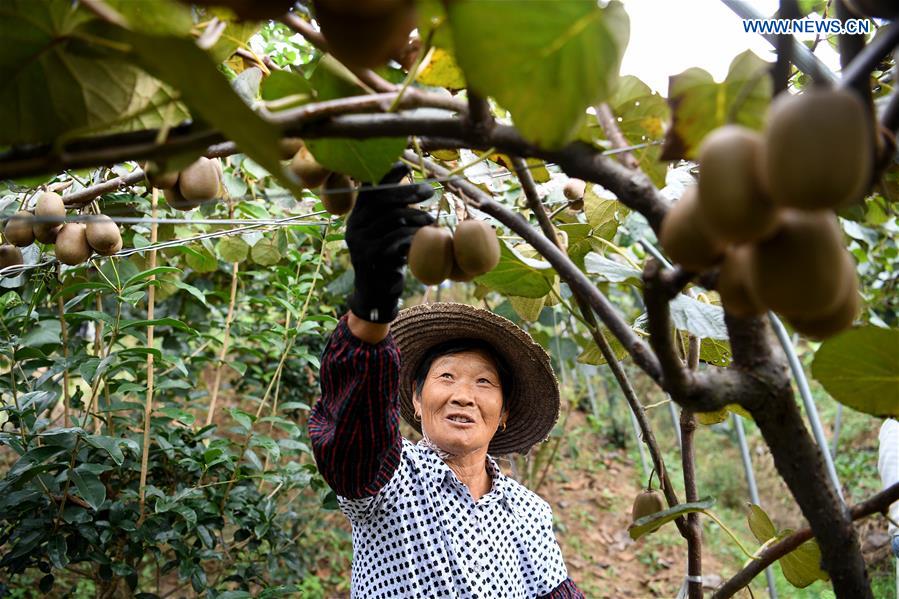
[138,189,159,524]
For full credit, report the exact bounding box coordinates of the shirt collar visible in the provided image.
[414,440,517,512]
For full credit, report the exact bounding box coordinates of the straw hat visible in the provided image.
[391,303,560,455]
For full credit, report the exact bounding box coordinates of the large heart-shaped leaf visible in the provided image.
[474,240,555,298]
[447,0,629,149]
[662,50,772,160]
[811,327,899,417]
[608,76,670,188]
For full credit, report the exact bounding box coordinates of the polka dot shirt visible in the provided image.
[339,439,571,598]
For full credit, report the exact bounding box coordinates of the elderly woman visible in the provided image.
[309,165,583,598]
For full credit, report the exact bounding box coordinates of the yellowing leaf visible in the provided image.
[417,47,466,90]
[509,296,545,322]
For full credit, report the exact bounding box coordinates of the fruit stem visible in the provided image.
[701,509,758,560]
[388,29,436,113]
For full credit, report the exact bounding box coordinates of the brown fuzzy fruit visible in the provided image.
[408,226,454,285]
[86,215,123,256]
[717,246,764,318]
[659,187,726,271]
[763,88,873,210]
[34,192,66,244]
[313,0,416,68]
[563,179,587,201]
[453,220,500,277]
[788,259,860,340]
[0,244,23,269]
[748,209,851,318]
[55,223,92,266]
[448,259,477,282]
[845,0,899,18]
[321,172,357,215]
[178,157,221,202]
[145,162,180,190]
[698,125,779,243]
[632,489,665,522]
[4,211,35,247]
[290,146,330,188]
[280,138,305,160]
[164,186,203,211]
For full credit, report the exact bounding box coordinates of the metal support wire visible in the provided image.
[734,413,779,599]
[768,313,844,502]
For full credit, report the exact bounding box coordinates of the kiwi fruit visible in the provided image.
[453,219,501,277]
[290,145,330,188]
[563,179,587,201]
[321,172,357,215]
[632,489,665,522]
[717,246,764,318]
[845,0,899,18]
[788,260,860,340]
[698,126,778,243]
[408,226,454,285]
[34,192,66,244]
[0,244,23,269]
[748,209,852,318]
[763,88,873,210]
[178,157,221,202]
[280,137,305,160]
[85,214,123,256]
[164,187,203,211]
[448,259,477,282]
[659,187,726,271]
[55,223,92,266]
[145,162,179,190]
[313,0,417,68]
[4,211,35,247]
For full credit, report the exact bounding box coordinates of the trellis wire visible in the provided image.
[733,413,779,599]
[768,313,844,502]
[0,211,330,280]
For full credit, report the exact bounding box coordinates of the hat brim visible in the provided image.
[391,302,560,455]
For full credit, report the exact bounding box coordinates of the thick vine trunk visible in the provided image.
[751,389,871,598]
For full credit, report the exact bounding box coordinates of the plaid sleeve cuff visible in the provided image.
[308,315,402,499]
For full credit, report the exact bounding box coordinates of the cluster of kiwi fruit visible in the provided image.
[563,178,587,211]
[288,143,357,216]
[312,0,417,68]
[660,88,873,340]
[1,191,123,268]
[146,157,223,211]
[408,220,501,285]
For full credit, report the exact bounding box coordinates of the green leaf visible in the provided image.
[746,504,828,588]
[662,50,772,160]
[607,76,670,188]
[628,497,716,539]
[584,187,626,239]
[575,332,628,366]
[305,57,406,181]
[447,0,629,148]
[635,295,729,341]
[251,237,282,266]
[747,504,778,542]
[83,435,124,466]
[260,69,314,105]
[229,408,255,431]
[123,266,181,289]
[158,407,195,426]
[172,280,208,306]
[122,30,302,196]
[46,536,69,569]
[474,240,555,298]
[70,469,106,511]
[811,327,899,417]
[20,320,62,348]
[0,1,172,144]
[121,317,194,333]
[584,253,642,285]
[105,0,192,35]
[250,434,280,463]
[9,445,69,478]
[508,296,545,322]
[217,236,250,263]
[184,244,218,273]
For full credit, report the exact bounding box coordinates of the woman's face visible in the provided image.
[413,349,508,457]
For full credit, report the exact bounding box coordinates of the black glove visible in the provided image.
[346,163,434,323]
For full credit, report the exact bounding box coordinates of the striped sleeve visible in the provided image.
[538,578,584,598]
[308,314,403,499]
